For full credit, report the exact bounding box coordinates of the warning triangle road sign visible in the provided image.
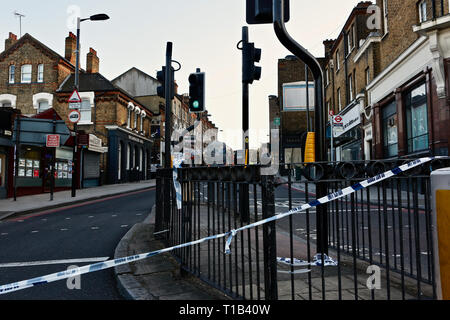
[68,90,82,103]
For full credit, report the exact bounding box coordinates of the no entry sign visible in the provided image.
[68,110,81,124]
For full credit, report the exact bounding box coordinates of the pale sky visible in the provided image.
[0,0,362,150]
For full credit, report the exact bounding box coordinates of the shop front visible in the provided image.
[106,126,152,185]
[12,109,71,197]
[333,102,363,161]
[81,134,107,188]
[0,108,16,199]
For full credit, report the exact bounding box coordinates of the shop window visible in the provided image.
[21,64,32,83]
[0,154,5,187]
[382,100,398,157]
[18,147,41,180]
[405,82,429,153]
[9,65,15,84]
[127,144,131,170]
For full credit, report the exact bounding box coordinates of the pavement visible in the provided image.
[113,205,231,300]
[0,180,156,221]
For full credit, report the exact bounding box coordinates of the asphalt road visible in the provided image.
[0,188,155,300]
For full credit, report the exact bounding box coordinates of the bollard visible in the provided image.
[431,168,450,300]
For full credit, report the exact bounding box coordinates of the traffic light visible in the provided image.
[189,72,205,113]
[156,66,175,99]
[243,42,262,84]
[246,0,290,25]
[156,67,166,98]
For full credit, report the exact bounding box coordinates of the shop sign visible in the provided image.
[334,105,361,138]
[46,135,60,148]
[88,134,105,153]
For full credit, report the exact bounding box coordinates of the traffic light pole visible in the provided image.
[241,26,250,223]
[273,0,328,254]
[164,42,173,170]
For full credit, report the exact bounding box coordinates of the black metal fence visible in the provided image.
[154,158,449,300]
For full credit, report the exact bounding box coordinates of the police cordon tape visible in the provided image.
[0,156,443,295]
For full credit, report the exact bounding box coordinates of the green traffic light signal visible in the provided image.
[193,101,199,108]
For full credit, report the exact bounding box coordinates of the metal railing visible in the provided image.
[154,157,450,300]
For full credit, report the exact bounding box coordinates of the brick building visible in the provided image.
[271,53,327,165]
[368,0,450,159]
[0,32,154,197]
[113,67,218,166]
[282,0,450,162]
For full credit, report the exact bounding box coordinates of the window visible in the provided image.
[21,64,32,83]
[38,100,49,113]
[37,64,44,83]
[383,0,389,35]
[80,99,92,123]
[9,65,15,84]
[365,68,370,86]
[405,82,429,153]
[382,100,398,157]
[347,25,355,54]
[127,109,132,128]
[419,1,428,23]
[134,111,138,129]
[336,50,341,71]
[1,102,12,108]
[325,68,330,86]
[337,88,342,110]
[348,74,354,102]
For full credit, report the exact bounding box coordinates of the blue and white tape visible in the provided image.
[172,153,184,210]
[0,157,442,295]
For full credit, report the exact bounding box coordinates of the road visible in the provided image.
[0,188,155,300]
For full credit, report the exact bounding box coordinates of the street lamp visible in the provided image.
[72,13,109,198]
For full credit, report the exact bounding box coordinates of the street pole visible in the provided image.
[273,0,328,254]
[50,112,56,201]
[71,17,81,198]
[330,115,334,162]
[164,42,173,170]
[305,65,310,132]
[241,26,250,223]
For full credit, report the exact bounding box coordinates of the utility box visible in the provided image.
[431,168,450,300]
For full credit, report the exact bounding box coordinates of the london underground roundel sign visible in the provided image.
[68,110,81,124]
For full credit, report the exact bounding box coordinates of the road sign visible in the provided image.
[329,110,334,116]
[68,90,82,110]
[46,135,60,148]
[68,110,81,124]
[334,116,343,123]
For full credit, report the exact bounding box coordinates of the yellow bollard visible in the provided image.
[431,168,450,300]
[304,132,316,163]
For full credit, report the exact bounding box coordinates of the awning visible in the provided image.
[0,137,14,147]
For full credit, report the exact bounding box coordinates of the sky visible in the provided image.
[0,0,362,150]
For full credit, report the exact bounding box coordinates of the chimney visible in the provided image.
[86,48,99,73]
[65,32,77,65]
[323,39,335,59]
[5,32,18,51]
